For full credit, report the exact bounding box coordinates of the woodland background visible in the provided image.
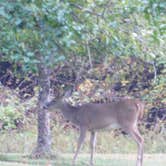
[0,0,165,165]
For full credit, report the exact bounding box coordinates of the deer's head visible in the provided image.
[44,89,73,111]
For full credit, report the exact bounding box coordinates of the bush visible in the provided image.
[0,105,22,130]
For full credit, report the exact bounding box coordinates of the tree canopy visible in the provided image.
[0,0,165,73]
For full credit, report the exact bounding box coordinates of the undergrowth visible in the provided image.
[0,123,165,154]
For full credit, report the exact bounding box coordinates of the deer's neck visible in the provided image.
[58,101,76,121]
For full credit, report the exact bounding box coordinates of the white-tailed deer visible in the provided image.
[46,93,144,166]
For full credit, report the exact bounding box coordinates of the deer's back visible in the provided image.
[72,99,142,131]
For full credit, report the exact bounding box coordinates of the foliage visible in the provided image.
[0,0,165,108]
[0,85,37,130]
[0,0,165,73]
[0,0,165,105]
[0,105,22,130]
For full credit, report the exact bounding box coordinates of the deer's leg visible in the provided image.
[72,127,87,165]
[129,127,144,166]
[90,131,96,166]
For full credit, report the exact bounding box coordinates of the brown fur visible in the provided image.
[47,97,145,166]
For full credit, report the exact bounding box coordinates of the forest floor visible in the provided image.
[0,153,165,166]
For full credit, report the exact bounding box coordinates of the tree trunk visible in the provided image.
[32,65,52,158]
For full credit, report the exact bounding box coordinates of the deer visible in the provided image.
[45,91,145,166]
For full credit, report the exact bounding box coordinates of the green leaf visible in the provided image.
[55,55,66,63]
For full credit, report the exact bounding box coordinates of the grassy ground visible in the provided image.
[0,130,166,166]
[1,129,166,154]
[0,124,165,166]
[0,153,165,166]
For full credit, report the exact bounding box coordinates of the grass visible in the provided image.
[0,125,166,166]
[0,153,166,166]
[1,128,166,154]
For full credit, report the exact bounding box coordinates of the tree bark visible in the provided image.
[32,64,52,158]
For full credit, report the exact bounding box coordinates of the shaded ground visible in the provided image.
[0,153,165,166]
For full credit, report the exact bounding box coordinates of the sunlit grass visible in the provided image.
[0,125,165,166]
[0,126,166,154]
[0,153,166,166]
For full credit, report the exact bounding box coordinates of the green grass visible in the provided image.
[0,126,166,166]
[1,128,166,154]
[0,153,165,166]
